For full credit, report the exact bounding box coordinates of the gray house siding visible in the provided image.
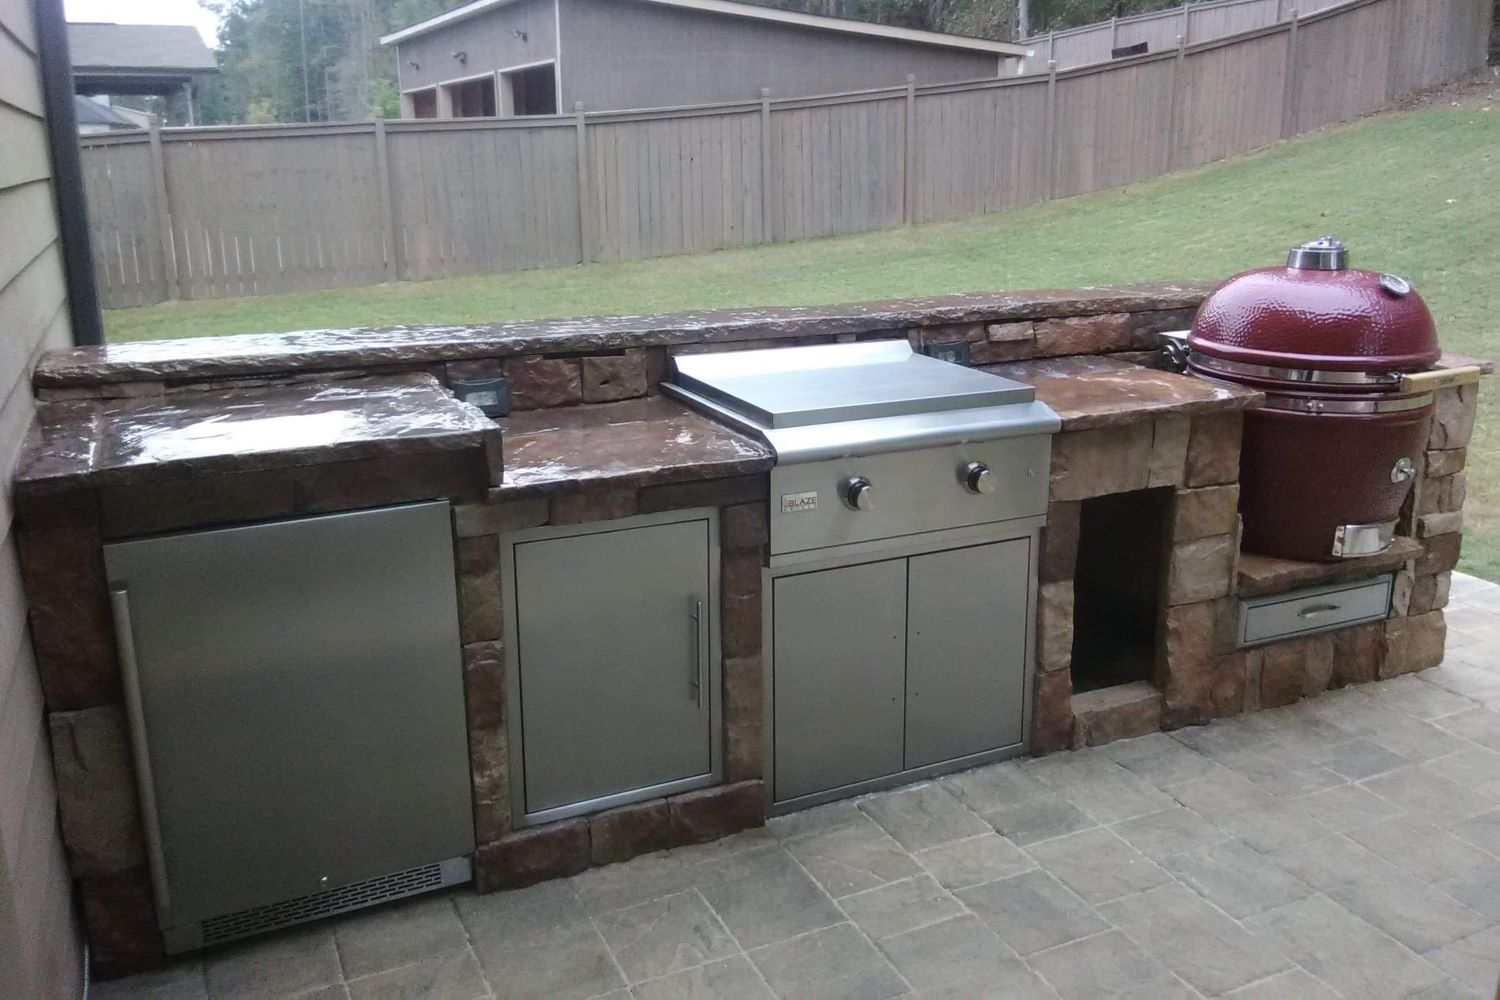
[391,0,1005,115]
[397,0,559,95]
[556,0,999,110]
[0,0,84,996]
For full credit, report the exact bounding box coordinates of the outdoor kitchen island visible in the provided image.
[12,282,1488,978]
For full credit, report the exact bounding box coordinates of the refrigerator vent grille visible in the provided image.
[199,862,447,947]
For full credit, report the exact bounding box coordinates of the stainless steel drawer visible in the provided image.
[1238,575,1393,647]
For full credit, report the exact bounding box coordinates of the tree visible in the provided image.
[197,0,459,124]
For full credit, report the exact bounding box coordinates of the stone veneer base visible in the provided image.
[476,781,767,892]
[1033,376,1476,755]
[17,283,1485,977]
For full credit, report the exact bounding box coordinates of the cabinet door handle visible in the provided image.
[691,599,704,708]
[110,587,173,913]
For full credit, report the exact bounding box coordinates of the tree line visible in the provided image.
[194,0,1216,125]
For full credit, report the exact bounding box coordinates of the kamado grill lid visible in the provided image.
[1189,237,1440,374]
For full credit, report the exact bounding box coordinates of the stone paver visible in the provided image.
[99,573,1500,999]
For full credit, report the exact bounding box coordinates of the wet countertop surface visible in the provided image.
[496,359,1253,494]
[15,373,501,495]
[497,397,773,495]
[14,356,1259,501]
[31,283,1217,389]
[983,355,1264,430]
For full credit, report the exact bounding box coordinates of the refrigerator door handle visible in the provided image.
[110,586,173,917]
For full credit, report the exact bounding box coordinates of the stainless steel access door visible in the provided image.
[771,559,907,803]
[905,539,1031,768]
[103,502,474,934]
[508,510,718,823]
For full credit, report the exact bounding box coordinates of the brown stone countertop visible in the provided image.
[14,373,501,497]
[495,396,772,496]
[982,355,1263,430]
[1237,537,1423,598]
[32,282,1216,390]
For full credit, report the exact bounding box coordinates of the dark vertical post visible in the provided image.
[33,0,105,344]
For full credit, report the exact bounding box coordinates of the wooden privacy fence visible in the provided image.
[80,0,1490,307]
[1018,0,1348,72]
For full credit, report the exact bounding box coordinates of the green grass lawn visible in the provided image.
[106,106,1499,578]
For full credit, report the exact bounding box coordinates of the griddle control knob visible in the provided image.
[962,461,996,495]
[843,476,874,511]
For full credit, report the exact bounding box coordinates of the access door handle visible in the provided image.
[109,587,173,913]
[690,599,705,708]
[1298,603,1343,619]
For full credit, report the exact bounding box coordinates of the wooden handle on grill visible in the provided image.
[1398,366,1483,393]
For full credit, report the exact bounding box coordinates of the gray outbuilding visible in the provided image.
[382,0,1028,117]
[67,22,218,125]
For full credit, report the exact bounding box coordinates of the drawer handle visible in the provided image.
[690,599,704,708]
[1298,603,1343,619]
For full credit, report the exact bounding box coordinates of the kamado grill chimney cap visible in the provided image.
[1287,236,1348,271]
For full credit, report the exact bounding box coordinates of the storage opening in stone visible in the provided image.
[1070,487,1171,693]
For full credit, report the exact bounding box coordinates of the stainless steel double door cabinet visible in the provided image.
[772,535,1033,809]
[102,502,475,950]
[502,508,720,825]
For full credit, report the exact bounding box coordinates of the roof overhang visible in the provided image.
[381,0,1026,56]
[73,69,216,95]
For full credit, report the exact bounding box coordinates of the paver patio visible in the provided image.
[100,573,1500,1000]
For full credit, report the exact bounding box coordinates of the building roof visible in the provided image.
[73,95,140,129]
[67,22,218,73]
[380,0,1027,56]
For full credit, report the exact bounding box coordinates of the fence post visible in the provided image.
[574,102,593,264]
[760,88,773,243]
[1384,0,1405,102]
[1109,15,1119,49]
[1280,10,1300,137]
[146,115,180,302]
[1168,34,1188,171]
[1044,60,1058,200]
[1182,2,1192,44]
[373,116,400,282]
[903,75,917,225]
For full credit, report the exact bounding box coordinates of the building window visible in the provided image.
[444,77,497,118]
[500,63,557,116]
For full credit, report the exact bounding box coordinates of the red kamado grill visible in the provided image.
[1166,237,1481,563]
